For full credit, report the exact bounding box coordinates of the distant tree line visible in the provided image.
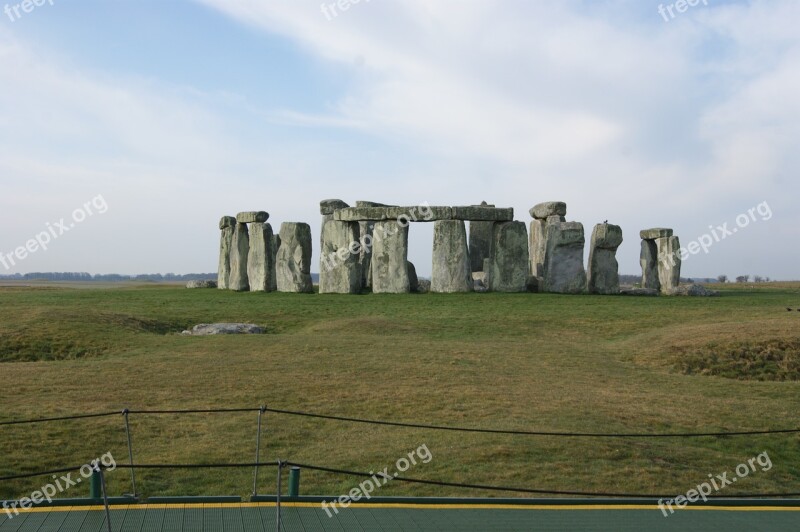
[716,274,771,283]
[0,272,216,282]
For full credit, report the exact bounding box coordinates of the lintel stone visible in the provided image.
[236,211,269,224]
[640,227,673,240]
[333,205,512,222]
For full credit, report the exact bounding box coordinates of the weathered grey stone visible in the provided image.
[451,206,513,221]
[219,216,236,230]
[431,220,472,293]
[656,235,681,295]
[186,280,217,289]
[487,221,529,292]
[356,201,392,208]
[334,206,447,222]
[640,228,673,240]
[482,258,493,290]
[673,284,719,297]
[334,206,513,222]
[269,234,280,292]
[408,261,419,292]
[472,271,488,292]
[587,223,623,295]
[529,219,546,278]
[236,211,269,224]
[416,279,431,293]
[529,201,567,220]
[620,287,659,296]
[371,221,410,293]
[529,215,568,279]
[182,323,264,335]
[640,240,660,291]
[468,202,494,272]
[247,222,274,292]
[526,276,539,293]
[541,222,586,294]
[319,220,361,294]
[359,220,375,289]
[320,199,350,216]
[276,222,313,293]
[592,223,623,249]
[228,222,250,291]
[352,203,390,289]
[217,223,234,290]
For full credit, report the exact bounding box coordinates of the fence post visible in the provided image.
[276,460,284,532]
[252,405,266,497]
[122,409,137,497]
[288,467,300,498]
[96,464,112,532]
[90,468,102,499]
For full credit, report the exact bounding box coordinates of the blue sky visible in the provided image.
[0,0,798,279]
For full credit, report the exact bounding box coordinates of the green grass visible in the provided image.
[1,282,799,500]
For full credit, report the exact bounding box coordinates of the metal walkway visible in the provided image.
[1,502,799,531]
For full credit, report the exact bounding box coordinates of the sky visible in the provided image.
[0,0,798,279]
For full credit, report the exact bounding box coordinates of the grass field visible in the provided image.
[1,282,799,501]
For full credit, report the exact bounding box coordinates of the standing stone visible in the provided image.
[528,202,567,279]
[217,216,236,290]
[407,261,419,293]
[529,219,547,278]
[587,223,623,295]
[276,222,313,293]
[270,234,280,292]
[656,235,681,295]
[541,222,586,294]
[488,221,529,292]
[320,199,350,248]
[639,228,673,293]
[640,240,660,291]
[371,220,410,294]
[228,222,250,291]
[319,220,361,294]
[356,201,391,289]
[247,222,274,292]
[432,220,473,293]
[468,201,495,273]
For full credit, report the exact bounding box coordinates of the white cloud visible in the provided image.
[1,0,798,278]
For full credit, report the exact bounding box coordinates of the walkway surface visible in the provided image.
[1,501,799,531]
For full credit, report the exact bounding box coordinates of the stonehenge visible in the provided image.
[214,201,684,297]
[247,222,274,292]
[541,222,587,294]
[228,221,250,291]
[640,228,682,295]
[276,222,314,293]
[487,221,529,292]
[431,220,472,293]
[371,220,410,294]
[587,223,623,294]
[217,216,235,290]
[468,201,495,274]
[319,214,361,294]
[529,202,586,294]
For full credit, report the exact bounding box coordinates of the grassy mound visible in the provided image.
[673,338,800,381]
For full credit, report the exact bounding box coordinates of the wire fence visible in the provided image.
[2,406,799,499]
